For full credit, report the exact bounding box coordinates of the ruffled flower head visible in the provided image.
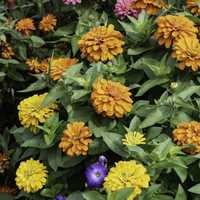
[91,78,133,118]
[0,152,9,173]
[18,93,58,132]
[0,42,14,59]
[15,18,36,36]
[122,131,146,146]
[79,24,124,62]
[59,121,92,156]
[104,160,150,200]
[187,0,200,16]
[173,121,200,154]
[15,158,48,193]
[39,14,57,32]
[154,15,198,48]
[63,0,81,5]
[114,0,140,19]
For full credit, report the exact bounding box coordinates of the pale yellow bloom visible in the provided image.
[122,131,145,146]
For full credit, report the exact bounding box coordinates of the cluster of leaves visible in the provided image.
[2,0,200,200]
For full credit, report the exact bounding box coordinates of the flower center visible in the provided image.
[95,172,101,177]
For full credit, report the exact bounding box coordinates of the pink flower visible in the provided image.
[114,0,140,20]
[63,0,81,5]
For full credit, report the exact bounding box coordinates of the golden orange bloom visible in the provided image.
[15,18,36,36]
[172,36,200,71]
[39,14,57,32]
[0,152,9,173]
[131,0,166,15]
[187,0,200,16]
[79,24,124,62]
[59,121,92,157]
[50,58,78,80]
[173,121,200,154]
[26,58,42,73]
[0,186,16,194]
[40,57,51,73]
[154,15,198,48]
[91,78,133,118]
[0,42,14,59]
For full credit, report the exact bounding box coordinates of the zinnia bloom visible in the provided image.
[15,158,48,193]
[85,156,108,189]
[0,186,16,194]
[50,58,78,80]
[55,194,68,200]
[26,58,42,73]
[79,24,124,62]
[0,42,14,59]
[91,78,133,118]
[154,15,198,48]
[131,0,166,15]
[0,152,9,173]
[172,36,200,71]
[63,0,81,4]
[104,160,150,200]
[114,0,140,20]
[59,121,92,157]
[15,18,36,36]
[173,121,200,154]
[39,14,57,32]
[18,93,58,132]
[122,131,145,146]
[187,0,200,16]
[40,57,51,73]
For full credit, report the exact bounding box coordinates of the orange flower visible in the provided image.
[173,121,200,154]
[50,58,78,80]
[154,15,198,48]
[131,0,166,15]
[15,18,35,36]
[39,14,57,32]
[40,57,51,72]
[91,78,133,118]
[26,58,42,73]
[79,24,124,62]
[172,36,200,71]
[186,0,200,16]
[0,152,9,173]
[0,42,14,59]
[0,186,16,194]
[59,121,92,156]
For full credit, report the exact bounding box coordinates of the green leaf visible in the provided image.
[128,46,154,55]
[68,192,84,200]
[48,148,62,171]
[0,193,14,200]
[108,188,133,200]
[175,185,187,200]
[139,106,170,129]
[71,35,80,56]
[188,183,200,194]
[136,78,169,97]
[129,116,141,131]
[60,156,84,168]
[29,36,45,48]
[18,79,47,93]
[174,166,188,183]
[83,191,105,200]
[88,138,108,155]
[0,58,19,64]
[103,132,128,157]
[175,85,200,99]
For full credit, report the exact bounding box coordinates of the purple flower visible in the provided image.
[85,156,108,189]
[63,0,81,5]
[114,0,140,20]
[54,194,67,200]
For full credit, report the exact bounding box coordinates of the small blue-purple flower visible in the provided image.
[54,194,67,200]
[85,156,108,189]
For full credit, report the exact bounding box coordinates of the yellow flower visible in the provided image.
[59,121,92,157]
[187,0,200,16]
[122,131,145,146]
[104,160,150,200]
[91,78,133,118]
[0,186,16,194]
[15,18,36,36]
[173,121,200,154]
[131,0,166,15]
[18,93,58,132]
[0,42,14,59]
[79,24,124,62]
[39,14,57,32]
[15,158,48,193]
[0,152,9,173]
[50,58,78,80]
[154,15,198,48]
[172,36,200,71]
